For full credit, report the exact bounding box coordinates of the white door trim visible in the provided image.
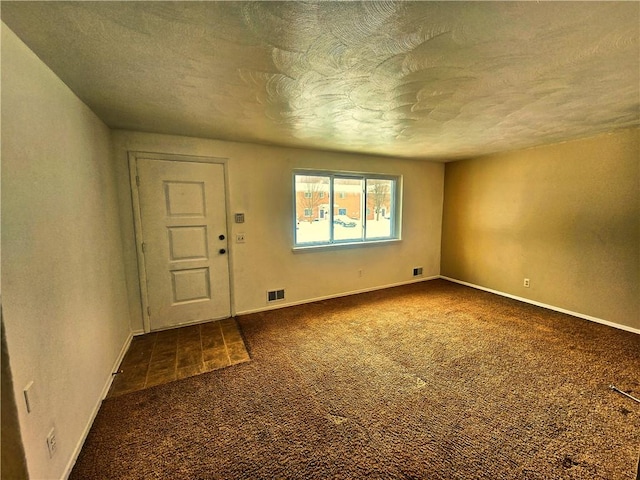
[128,151,233,333]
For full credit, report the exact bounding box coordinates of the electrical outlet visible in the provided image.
[236,233,246,243]
[523,278,530,288]
[46,428,57,458]
[413,267,423,276]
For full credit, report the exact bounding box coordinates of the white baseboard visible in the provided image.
[440,276,639,335]
[235,276,439,316]
[57,277,636,479]
[63,331,134,479]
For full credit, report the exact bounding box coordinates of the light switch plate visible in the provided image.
[24,381,35,413]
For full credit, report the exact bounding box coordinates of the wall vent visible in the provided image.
[413,267,423,276]
[267,289,285,302]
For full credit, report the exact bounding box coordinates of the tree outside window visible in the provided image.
[294,171,401,247]
[367,179,391,221]
[296,176,329,224]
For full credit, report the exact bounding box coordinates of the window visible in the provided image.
[294,171,401,247]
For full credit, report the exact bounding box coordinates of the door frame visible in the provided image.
[128,151,233,333]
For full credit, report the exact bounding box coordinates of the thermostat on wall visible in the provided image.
[234,213,245,223]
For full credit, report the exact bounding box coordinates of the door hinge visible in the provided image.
[136,175,140,186]
[147,306,151,316]
[141,242,146,253]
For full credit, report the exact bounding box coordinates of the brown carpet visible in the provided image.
[71,279,639,479]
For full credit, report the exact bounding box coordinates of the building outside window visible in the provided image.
[294,171,401,247]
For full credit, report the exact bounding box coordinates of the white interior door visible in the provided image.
[136,158,230,331]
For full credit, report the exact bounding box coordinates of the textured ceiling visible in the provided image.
[2,1,639,161]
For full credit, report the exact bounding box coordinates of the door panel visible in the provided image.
[136,158,230,331]
[168,226,209,261]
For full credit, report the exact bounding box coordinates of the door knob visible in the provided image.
[219,248,226,254]
[219,234,225,240]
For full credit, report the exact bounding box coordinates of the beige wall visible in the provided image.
[112,131,445,332]
[1,317,29,480]
[441,128,639,330]
[1,24,131,479]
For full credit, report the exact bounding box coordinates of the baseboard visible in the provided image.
[440,276,639,335]
[62,331,134,480]
[235,276,439,316]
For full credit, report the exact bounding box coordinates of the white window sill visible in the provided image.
[292,238,401,253]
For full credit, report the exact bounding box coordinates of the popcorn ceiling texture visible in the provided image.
[2,1,639,160]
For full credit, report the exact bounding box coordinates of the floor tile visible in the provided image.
[203,345,228,362]
[111,376,146,396]
[147,358,176,375]
[204,356,230,370]
[202,330,225,349]
[146,372,176,388]
[227,342,250,364]
[156,330,179,342]
[222,329,244,345]
[150,350,176,364]
[120,365,148,381]
[177,363,205,380]
[120,349,152,368]
[107,318,250,398]
[177,348,203,368]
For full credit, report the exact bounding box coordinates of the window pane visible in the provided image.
[294,171,399,247]
[295,175,330,244]
[366,179,394,239]
[333,178,363,242]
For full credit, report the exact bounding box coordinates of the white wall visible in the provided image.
[112,131,444,332]
[1,24,131,479]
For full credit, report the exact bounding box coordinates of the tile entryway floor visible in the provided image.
[107,318,250,398]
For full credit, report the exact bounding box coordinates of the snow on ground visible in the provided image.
[296,218,391,244]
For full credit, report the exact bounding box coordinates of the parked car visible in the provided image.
[333,215,356,227]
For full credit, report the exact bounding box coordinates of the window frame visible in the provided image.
[293,170,402,250]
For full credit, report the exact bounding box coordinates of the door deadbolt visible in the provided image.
[219,234,225,240]
[219,248,226,254]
